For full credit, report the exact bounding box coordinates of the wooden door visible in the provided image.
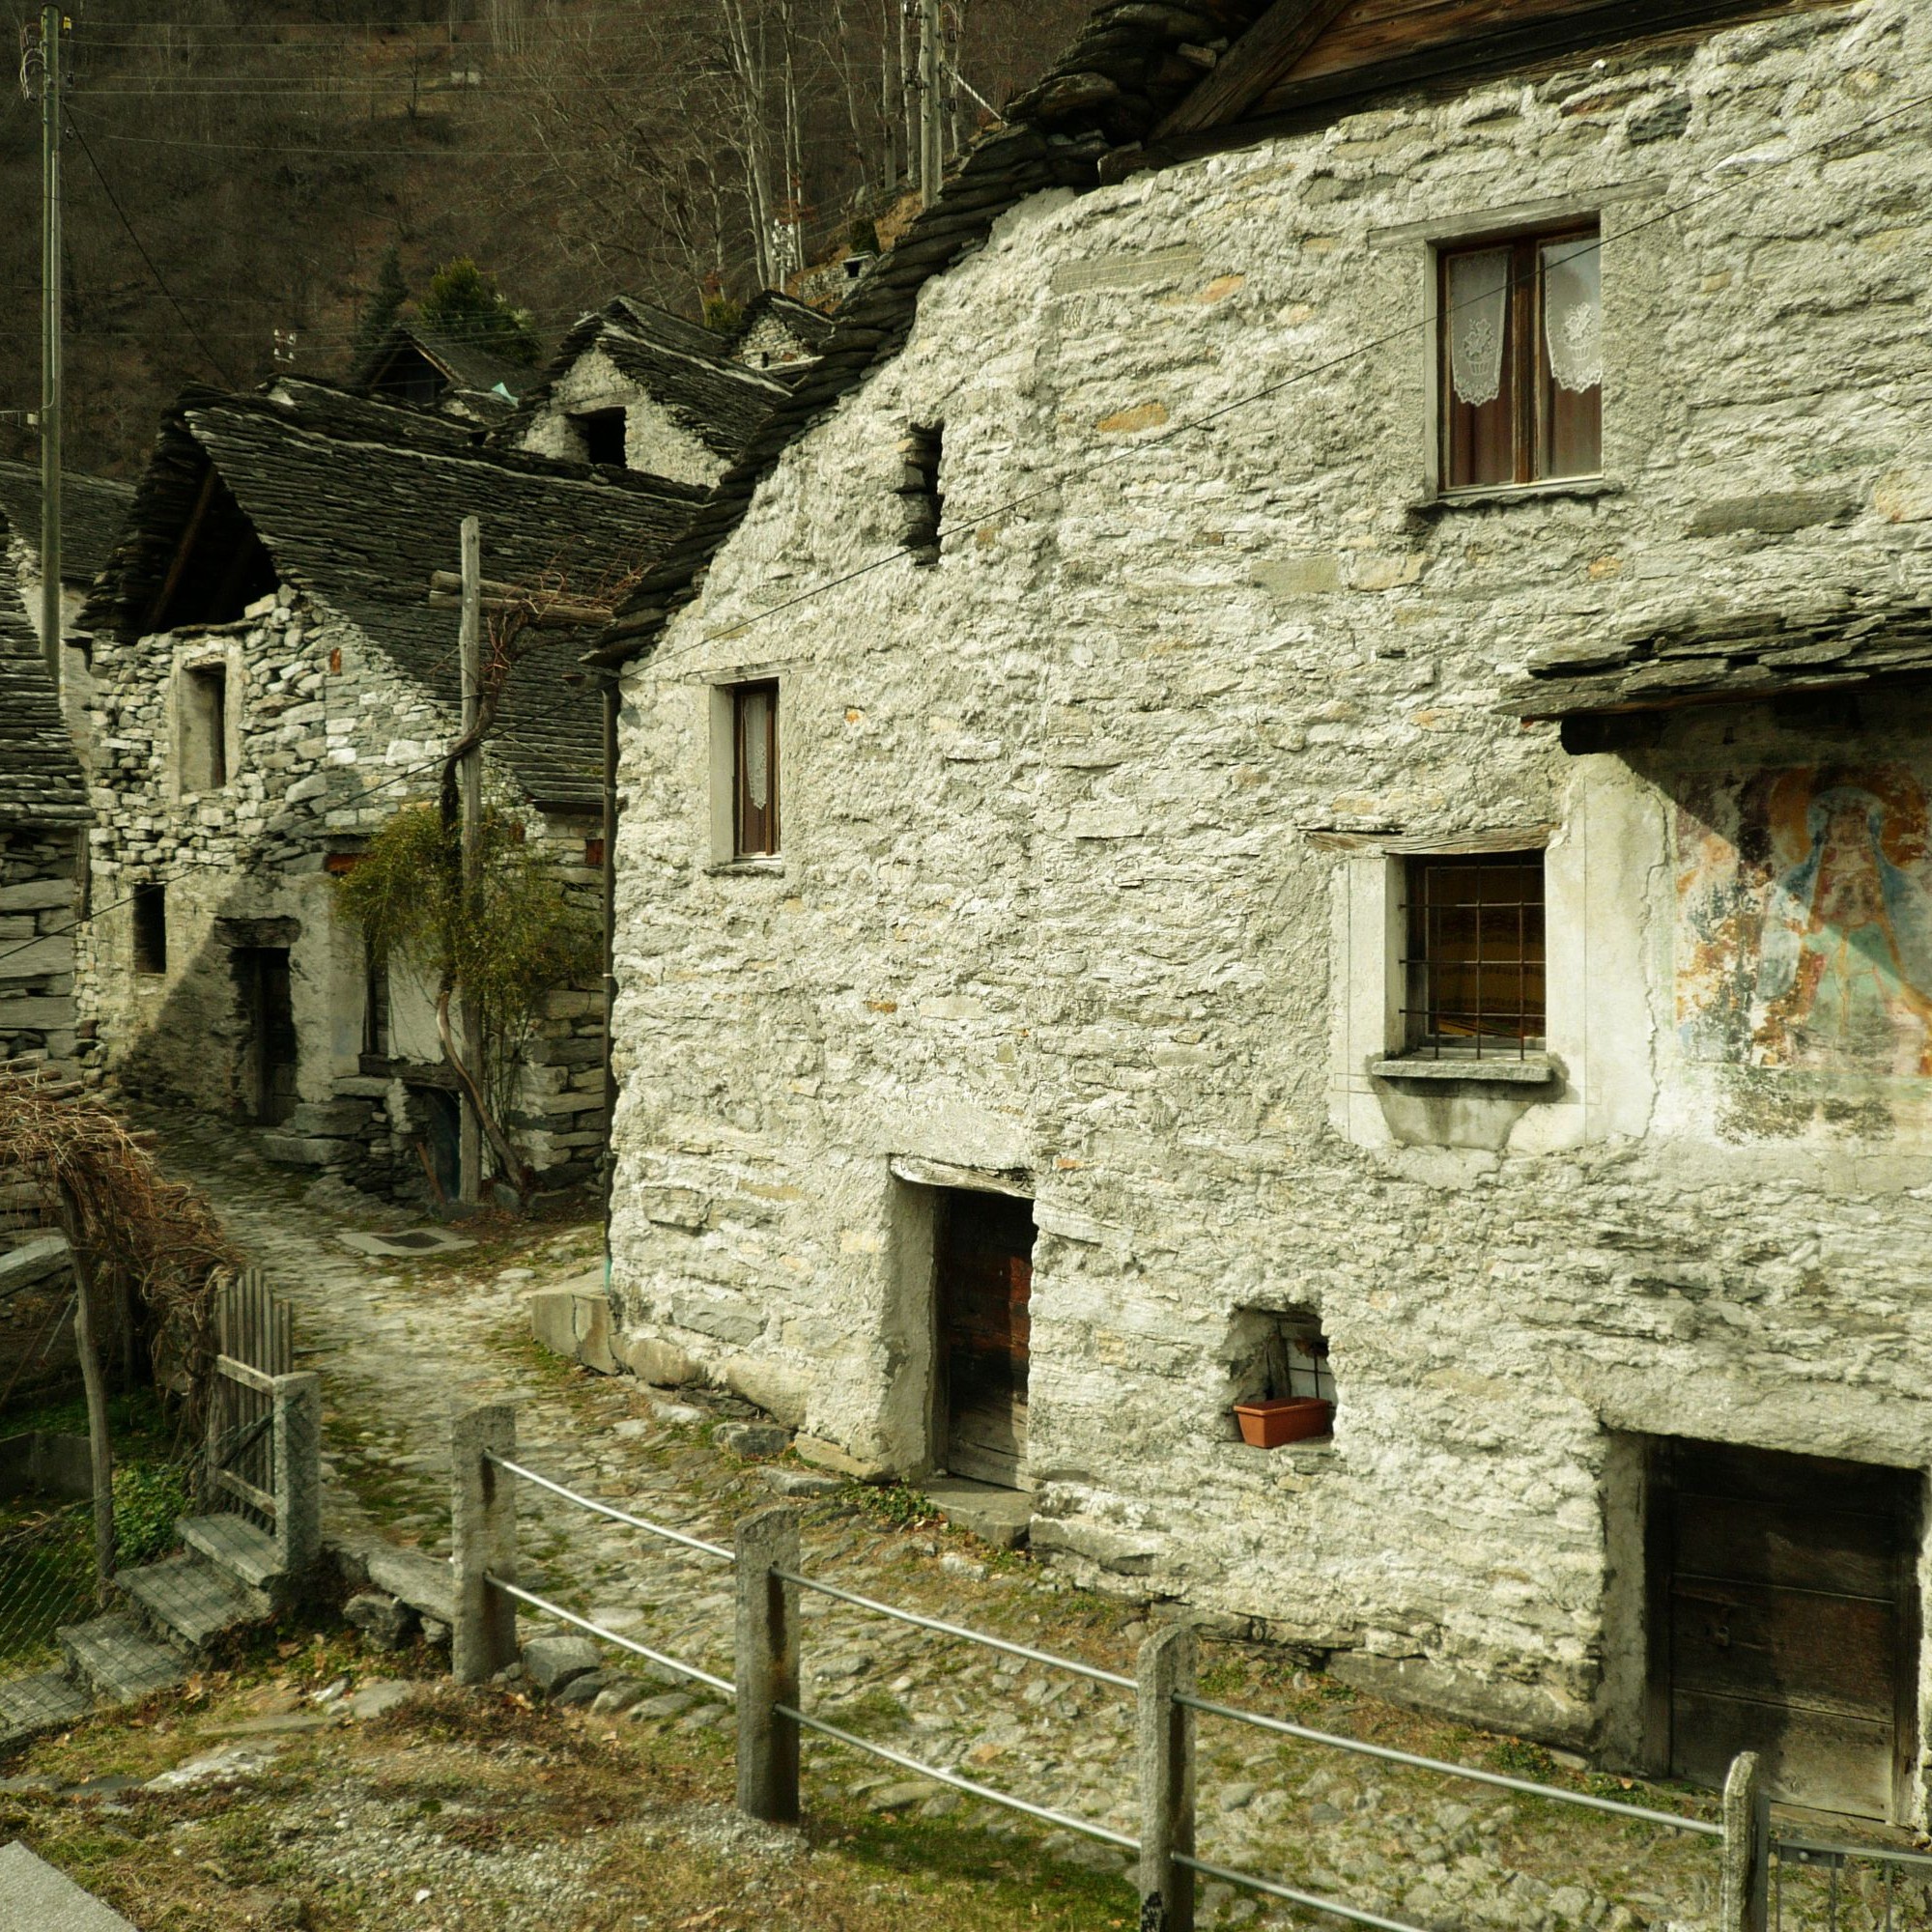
[1656,1439,1920,1820]
[938,1191,1033,1489]
[235,947,298,1127]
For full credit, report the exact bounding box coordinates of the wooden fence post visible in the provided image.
[1138,1624,1197,1932]
[735,1504,800,1825]
[451,1403,519,1686]
[1720,1750,1770,1932]
[270,1371,321,1577]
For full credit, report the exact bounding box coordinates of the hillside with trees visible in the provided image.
[0,0,1087,477]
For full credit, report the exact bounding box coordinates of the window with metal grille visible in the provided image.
[1401,850,1545,1057]
[900,424,942,565]
[732,681,780,857]
[1439,224,1601,491]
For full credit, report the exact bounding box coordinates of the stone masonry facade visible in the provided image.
[605,0,1932,1819]
[79,587,605,1197]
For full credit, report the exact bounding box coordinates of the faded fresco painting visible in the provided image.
[1676,764,1932,1074]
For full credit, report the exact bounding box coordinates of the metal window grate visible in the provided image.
[1400,850,1545,1059]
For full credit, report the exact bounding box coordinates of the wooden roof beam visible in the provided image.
[1156,0,1359,138]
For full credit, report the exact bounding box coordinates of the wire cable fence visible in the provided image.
[0,1492,98,1671]
[445,1406,1775,1932]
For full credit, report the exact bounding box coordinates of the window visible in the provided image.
[732,682,780,857]
[1401,851,1545,1058]
[131,882,167,976]
[362,940,390,1061]
[900,424,943,565]
[573,407,628,468]
[1439,225,1601,491]
[182,664,228,790]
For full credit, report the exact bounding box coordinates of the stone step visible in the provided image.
[57,1613,186,1704]
[119,1551,267,1654]
[924,1476,1034,1550]
[0,1667,92,1746]
[180,1512,283,1591]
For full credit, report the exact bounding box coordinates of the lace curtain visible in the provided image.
[1447,248,1510,408]
[743,690,770,809]
[1543,238,1603,394]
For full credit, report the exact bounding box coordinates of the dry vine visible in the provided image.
[0,1057,238,1437]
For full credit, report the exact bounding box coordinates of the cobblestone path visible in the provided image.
[147,1110,1740,1932]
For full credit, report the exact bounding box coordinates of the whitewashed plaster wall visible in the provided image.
[607,0,1932,1776]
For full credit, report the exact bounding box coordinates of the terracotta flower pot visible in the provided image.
[1233,1397,1334,1448]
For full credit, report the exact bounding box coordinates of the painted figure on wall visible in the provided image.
[1676,765,1932,1075]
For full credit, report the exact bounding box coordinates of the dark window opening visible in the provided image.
[1440,225,1601,491]
[131,882,167,976]
[1402,850,1546,1058]
[362,941,391,1062]
[573,407,628,467]
[148,466,279,632]
[368,345,447,409]
[233,946,298,1126]
[901,424,943,565]
[182,664,228,790]
[733,681,780,858]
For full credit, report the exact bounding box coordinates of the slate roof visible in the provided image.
[350,320,532,403]
[0,461,136,586]
[0,606,87,827]
[728,291,836,366]
[587,0,1272,668]
[501,298,795,467]
[1503,595,1932,721]
[88,380,706,809]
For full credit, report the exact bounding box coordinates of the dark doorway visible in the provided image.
[936,1190,1033,1489]
[232,948,298,1126]
[1650,1437,1921,1820]
[411,1086,462,1205]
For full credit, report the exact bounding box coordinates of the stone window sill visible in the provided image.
[704,857,785,878]
[1372,1054,1557,1086]
[1408,476,1621,517]
[1228,1436,1335,1464]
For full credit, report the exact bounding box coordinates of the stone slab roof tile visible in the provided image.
[0,462,136,585]
[0,602,88,827]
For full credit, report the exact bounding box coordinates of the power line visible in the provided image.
[639,75,1932,670]
[61,108,235,385]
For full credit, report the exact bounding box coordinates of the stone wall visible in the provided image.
[605,0,1932,1809]
[80,586,607,1199]
[517,346,725,489]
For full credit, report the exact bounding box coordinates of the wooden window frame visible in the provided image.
[1437,222,1601,494]
[731,680,781,859]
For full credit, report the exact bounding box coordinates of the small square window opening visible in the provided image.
[1402,850,1545,1058]
[1440,225,1601,491]
[132,882,168,976]
[732,681,780,858]
[573,408,629,468]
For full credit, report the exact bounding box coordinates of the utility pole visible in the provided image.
[918,0,942,207]
[457,515,484,1207]
[38,3,63,687]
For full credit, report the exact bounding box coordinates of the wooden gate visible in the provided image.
[206,1268,295,1524]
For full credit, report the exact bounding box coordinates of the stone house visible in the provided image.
[77,378,701,1202]
[590,0,1932,1826]
[505,297,814,486]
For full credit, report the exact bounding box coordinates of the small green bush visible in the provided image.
[1486,1736,1558,1781]
[113,1459,192,1567]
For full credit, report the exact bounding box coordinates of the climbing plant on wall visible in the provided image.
[335,804,598,1200]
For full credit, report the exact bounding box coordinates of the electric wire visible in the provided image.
[60,107,236,385]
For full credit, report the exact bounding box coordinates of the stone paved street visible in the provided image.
[145,1110,1747,1932]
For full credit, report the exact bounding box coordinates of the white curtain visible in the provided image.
[744,690,770,809]
[1543,238,1603,394]
[1447,247,1511,408]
